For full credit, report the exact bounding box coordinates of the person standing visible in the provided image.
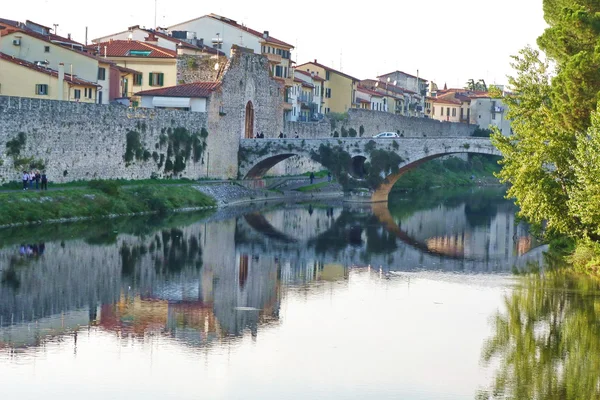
[34,170,41,190]
[327,171,332,182]
[22,171,29,190]
[310,172,315,184]
[41,171,48,191]
[29,170,35,189]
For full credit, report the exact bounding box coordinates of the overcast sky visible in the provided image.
[3,0,547,87]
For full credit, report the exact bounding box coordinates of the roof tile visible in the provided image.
[135,82,220,97]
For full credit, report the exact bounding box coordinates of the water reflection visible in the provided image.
[478,273,600,400]
[0,187,553,398]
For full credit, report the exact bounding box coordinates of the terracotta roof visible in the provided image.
[0,52,100,86]
[296,60,360,82]
[92,40,176,58]
[357,98,370,104]
[357,86,382,97]
[377,70,429,82]
[431,93,462,105]
[135,82,220,97]
[141,28,225,55]
[301,82,314,88]
[115,65,140,75]
[293,69,325,81]
[0,29,107,62]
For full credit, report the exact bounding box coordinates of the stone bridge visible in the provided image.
[238,137,501,202]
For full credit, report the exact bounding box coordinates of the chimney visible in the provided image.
[57,63,65,101]
[314,59,317,63]
[67,33,71,40]
[145,33,158,45]
[263,30,269,39]
[104,45,107,58]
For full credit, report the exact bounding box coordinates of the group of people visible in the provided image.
[253,132,301,139]
[22,170,48,190]
[19,243,46,257]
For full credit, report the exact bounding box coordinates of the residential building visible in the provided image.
[295,60,359,114]
[0,52,99,102]
[429,91,469,123]
[135,82,220,112]
[360,79,406,115]
[0,28,99,87]
[469,94,511,136]
[292,69,323,121]
[167,14,294,85]
[92,25,224,56]
[91,36,178,103]
[355,86,385,111]
[377,70,428,117]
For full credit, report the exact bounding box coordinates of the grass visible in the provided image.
[0,177,217,191]
[0,185,216,226]
[295,182,332,192]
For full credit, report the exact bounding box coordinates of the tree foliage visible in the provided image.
[492,1,600,240]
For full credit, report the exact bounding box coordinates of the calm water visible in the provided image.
[0,187,598,399]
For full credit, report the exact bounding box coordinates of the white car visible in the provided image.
[373,132,399,138]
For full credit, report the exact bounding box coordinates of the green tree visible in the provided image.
[478,273,600,399]
[492,0,600,239]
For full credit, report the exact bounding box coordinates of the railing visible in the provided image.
[298,94,313,103]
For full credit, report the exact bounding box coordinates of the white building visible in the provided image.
[135,82,220,112]
[168,14,294,85]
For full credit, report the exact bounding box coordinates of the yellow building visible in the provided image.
[0,52,99,102]
[296,60,359,114]
[93,36,178,102]
[0,29,99,84]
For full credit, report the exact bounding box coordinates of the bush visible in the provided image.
[88,180,121,196]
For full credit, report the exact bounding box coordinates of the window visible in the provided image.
[128,50,152,56]
[325,88,331,98]
[133,73,142,86]
[261,45,265,53]
[74,89,81,99]
[440,107,444,116]
[44,46,50,53]
[35,84,48,95]
[432,106,435,116]
[87,88,93,99]
[446,107,450,117]
[452,108,456,117]
[149,72,164,87]
[98,67,106,80]
[275,65,283,77]
[325,71,330,80]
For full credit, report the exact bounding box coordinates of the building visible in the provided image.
[429,91,471,123]
[355,86,385,111]
[93,25,224,56]
[90,36,178,102]
[167,14,294,86]
[377,70,428,117]
[290,69,323,122]
[0,52,99,102]
[360,79,406,115]
[135,82,220,112]
[0,20,133,104]
[295,60,359,114]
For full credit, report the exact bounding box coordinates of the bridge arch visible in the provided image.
[372,148,501,202]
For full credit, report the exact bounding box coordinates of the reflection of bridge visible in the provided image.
[238,205,545,272]
[239,138,500,202]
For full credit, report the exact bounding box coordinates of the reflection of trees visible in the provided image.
[479,274,600,399]
[120,228,203,277]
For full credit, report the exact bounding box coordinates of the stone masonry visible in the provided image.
[0,47,284,183]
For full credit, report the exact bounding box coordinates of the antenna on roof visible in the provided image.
[154,0,158,29]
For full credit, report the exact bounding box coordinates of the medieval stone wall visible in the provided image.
[176,55,228,84]
[339,109,476,138]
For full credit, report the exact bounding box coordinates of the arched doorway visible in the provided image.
[244,101,254,139]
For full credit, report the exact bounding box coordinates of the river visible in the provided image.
[0,186,598,399]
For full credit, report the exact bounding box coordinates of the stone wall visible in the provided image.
[206,47,285,178]
[337,109,476,138]
[0,48,285,183]
[283,120,330,139]
[0,96,219,183]
[176,55,228,84]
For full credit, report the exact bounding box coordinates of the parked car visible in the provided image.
[373,132,399,138]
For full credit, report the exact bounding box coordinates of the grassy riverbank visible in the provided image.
[391,155,501,192]
[0,182,216,226]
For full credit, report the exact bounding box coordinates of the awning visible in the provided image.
[152,97,191,108]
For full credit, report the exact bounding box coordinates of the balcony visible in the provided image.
[265,53,282,64]
[298,94,313,104]
[283,101,293,111]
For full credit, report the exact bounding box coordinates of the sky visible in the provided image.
[3,0,547,88]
